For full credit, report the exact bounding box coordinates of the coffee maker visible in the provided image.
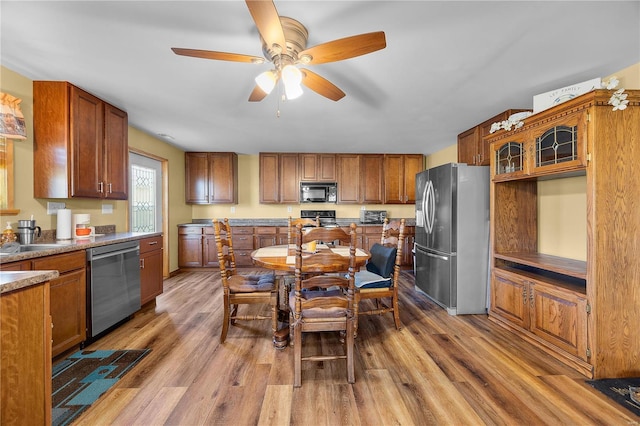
[72,214,94,238]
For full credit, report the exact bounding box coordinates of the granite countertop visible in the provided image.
[1,270,60,294]
[0,231,162,264]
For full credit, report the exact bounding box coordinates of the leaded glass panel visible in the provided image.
[495,142,523,175]
[131,164,156,232]
[536,125,578,167]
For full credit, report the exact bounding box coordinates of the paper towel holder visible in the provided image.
[57,208,73,241]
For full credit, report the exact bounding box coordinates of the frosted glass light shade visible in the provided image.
[255,70,277,94]
[281,65,303,100]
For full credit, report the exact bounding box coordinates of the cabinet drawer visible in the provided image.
[234,250,254,266]
[0,260,32,271]
[139,236,163,254]
[232,235,254,249]
[33,251,85,274]
[179,226,203,235]
[233,226,254,235]
[254,227,276,235]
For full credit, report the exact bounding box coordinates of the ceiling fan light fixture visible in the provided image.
[281,64,303,99]
[255,70,277,94]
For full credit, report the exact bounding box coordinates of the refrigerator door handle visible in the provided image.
[420,181,429,230]
[426,180,435,234]
[424,251,449,261]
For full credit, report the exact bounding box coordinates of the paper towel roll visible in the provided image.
[57,209,72,240]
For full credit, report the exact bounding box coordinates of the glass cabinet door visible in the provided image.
[491,131,529,180]
[530,111,587,175]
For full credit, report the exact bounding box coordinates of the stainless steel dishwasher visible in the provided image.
[87,240,141,338]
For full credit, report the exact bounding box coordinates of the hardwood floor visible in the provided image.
[71,270,639,425]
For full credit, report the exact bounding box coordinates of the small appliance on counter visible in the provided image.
[72,213,95,238]
[16,219,41,245]
[360,210,387,224]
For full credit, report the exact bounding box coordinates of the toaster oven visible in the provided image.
[360,210,387,224]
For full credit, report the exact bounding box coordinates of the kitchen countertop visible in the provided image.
[0,231,162,264]
[0,270,60,294]
[180,218,416,227]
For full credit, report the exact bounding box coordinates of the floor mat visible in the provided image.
[586,377,640,417]
[52,349,151,426]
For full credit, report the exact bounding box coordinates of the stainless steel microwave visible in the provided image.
[300,182,337,203]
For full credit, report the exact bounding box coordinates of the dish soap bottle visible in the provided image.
[1,222,17,246]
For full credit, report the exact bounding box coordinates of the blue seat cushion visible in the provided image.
[366,243,397,278]
[354,270,391,288]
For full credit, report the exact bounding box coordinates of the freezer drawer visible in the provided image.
[415,245,456,309]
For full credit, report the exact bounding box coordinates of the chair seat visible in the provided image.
[289,289,348,318]
[354,270,391,289]
[228,273,275,293]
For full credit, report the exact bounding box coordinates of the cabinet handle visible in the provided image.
[98,181,104,193]
[147,241,158,246]
[140,258,145,269]
[108,183,112,194]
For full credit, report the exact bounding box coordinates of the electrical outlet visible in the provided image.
[287,206,292,213]
[47,201,66,215]
[230,206,236,213]
[102,204,113,214]
[361,206,366,210]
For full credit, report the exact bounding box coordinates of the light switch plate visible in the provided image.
[230,206,236,213]
[102,204,113,214]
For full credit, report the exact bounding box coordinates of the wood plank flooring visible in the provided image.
[70,270,640,425]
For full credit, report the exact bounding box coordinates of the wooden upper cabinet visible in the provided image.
[458,109,530,166]
[33,81,129,199]
[279,153,299,204]
[383,154,423,204]
[299,154,336,181]
[259,152,299,204]
[360,154,384,204]
[337,154,360,203]
[185,152,237,204]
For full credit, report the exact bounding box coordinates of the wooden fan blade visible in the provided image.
[298,31,386,65]
[300,69,345,101]
[245,1,286,54]
[171,48,264,64]
[248,85,270,102]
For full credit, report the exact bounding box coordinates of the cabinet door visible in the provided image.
[71,85,103,198]
[384,154,423,204]
[49,269,86,357]
[363,226,383,251]
[491,133,530,181]
[360,155,384,204]
[103,104,128,199]
[140,249,163,304]
[402,155,423,204]
[299,153,319,181]
[529,280,588,361]
[528,111,587,177]
[402,228,415,267]
[458,127,479,165]
[280,153,299,204]
[491,269,529,329]
[178,234,203,267]
[185,153,210,204]
[259,153,280,203]
[337,154,360,204]
[209,152,238,203]
[203,234,219,267]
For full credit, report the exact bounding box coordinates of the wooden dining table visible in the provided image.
[251,243,371,272]
[251,243,370,348]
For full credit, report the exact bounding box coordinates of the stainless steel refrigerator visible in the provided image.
[414,163,490,315]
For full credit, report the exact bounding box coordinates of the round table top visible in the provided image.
[251,244,370,272]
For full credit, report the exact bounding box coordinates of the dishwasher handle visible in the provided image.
[89,246,139,261]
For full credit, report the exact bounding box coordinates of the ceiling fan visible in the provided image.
[171,0,386,102]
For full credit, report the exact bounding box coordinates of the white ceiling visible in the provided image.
[2,1,639,155]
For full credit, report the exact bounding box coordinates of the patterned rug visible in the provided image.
[586,377,640,417]
[52,349,151,426]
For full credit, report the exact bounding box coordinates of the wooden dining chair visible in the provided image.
[213,218,278,344]
[354,218,405,336]
[290,223,357,387]
[287,216,320,245]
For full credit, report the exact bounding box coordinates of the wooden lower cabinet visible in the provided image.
[491,268,589,372]
[1,280,52,425]
[140,235,164,305]
[178,226,218,269]
[33,251,87,358]
[231,227,254,266]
